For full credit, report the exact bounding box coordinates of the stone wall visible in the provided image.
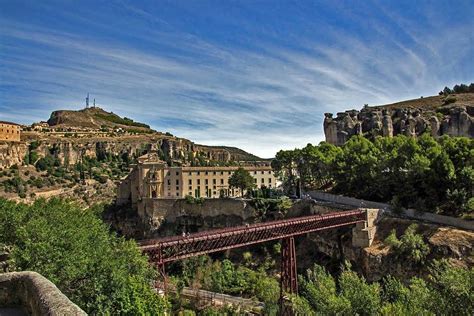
[0,271,86,316]
[137,198,257,237]
[324,104,474,145]
[307,191,474,231]
[0,122,21,142]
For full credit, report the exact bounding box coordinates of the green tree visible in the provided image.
[0,198,168,314]
[228,167,255,197]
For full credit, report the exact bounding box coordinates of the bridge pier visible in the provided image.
[280,236,297,315]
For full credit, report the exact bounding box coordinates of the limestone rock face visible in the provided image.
[0,135,257,169]
[324,104,474,145]
[0,142,28,169]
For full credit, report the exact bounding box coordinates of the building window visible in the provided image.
[205,179,209,185]
[176,171,179,175]
[213,186,216,189]
[213,179,216,184]
[197,171,200,175]
[205,171,208,175]
[189,192,192,195]
[176,186,179,191]
[254,178,257,183]
[189,179,192,185]
[220,179,224,184]
[197,179,200,185]
[176,179,179,185]
[220,171,224,175]
[189,172,192,175]
[213,171,216,175]
[269,178,272,183]
[167,179,171,185]
[261,171,264,174]
[189,186,192,190]
[261,178,264,183]
[254,171,257,175]
[176,192,180,196]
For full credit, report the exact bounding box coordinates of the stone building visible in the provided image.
[117,153,279,206]
[0,121,21,142]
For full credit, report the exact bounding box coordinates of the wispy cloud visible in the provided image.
[0,1,473,157]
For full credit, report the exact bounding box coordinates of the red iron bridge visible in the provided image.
[139,209,367,313]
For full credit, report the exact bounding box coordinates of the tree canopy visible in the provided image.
[0,198,168,314]
[293,262,473,315]
[228,167,256,196]
[271,135,473,216]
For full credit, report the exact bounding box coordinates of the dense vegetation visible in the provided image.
[168,252,280,315]
[0,198,168,314]
[292,261,473,315]
[272,134,473,217]
[439,82,474,95]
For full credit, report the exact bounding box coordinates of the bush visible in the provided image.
[444,95,457,105]
[384,224,430,264]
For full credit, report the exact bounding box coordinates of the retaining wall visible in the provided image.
[308,191,474,231]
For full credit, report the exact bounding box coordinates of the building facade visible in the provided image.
[0,121,21,142]
[117,153,279,206]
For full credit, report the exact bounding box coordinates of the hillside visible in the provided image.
[373,92,474,111]
[47,107,153,132]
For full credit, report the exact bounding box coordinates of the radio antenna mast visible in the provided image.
[85,93,90,108]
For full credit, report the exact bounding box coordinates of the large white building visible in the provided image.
[117,153,279,206]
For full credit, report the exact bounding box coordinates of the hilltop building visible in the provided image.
[117,153,278,206]
[0,121,21,142]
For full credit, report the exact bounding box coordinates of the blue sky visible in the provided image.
[1,0,473,157]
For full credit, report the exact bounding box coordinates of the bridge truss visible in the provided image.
[139,209,366,314]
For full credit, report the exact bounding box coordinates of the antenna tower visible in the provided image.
[85,93,90,108]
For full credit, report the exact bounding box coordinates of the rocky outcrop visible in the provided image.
[0,133,259,169]
[0,142,28,169]
[324,104,474,146]
[299,217,474,282]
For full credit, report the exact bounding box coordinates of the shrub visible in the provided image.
[443,95,457,105]
[385,224,430,264]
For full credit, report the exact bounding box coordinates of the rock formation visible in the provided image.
[0,142,28,169]
[324,104,474,145]
[0,134,260,170]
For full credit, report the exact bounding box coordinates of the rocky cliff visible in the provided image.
[324,93,474,145]
[0,142,28,169]
[12,133,260,169]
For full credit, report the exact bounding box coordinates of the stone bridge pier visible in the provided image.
[352,208,381,248]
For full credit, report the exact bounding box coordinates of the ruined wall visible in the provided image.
[0,122,21,142]
[324,105,474,145]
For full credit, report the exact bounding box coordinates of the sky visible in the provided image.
[1,0,473,158]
